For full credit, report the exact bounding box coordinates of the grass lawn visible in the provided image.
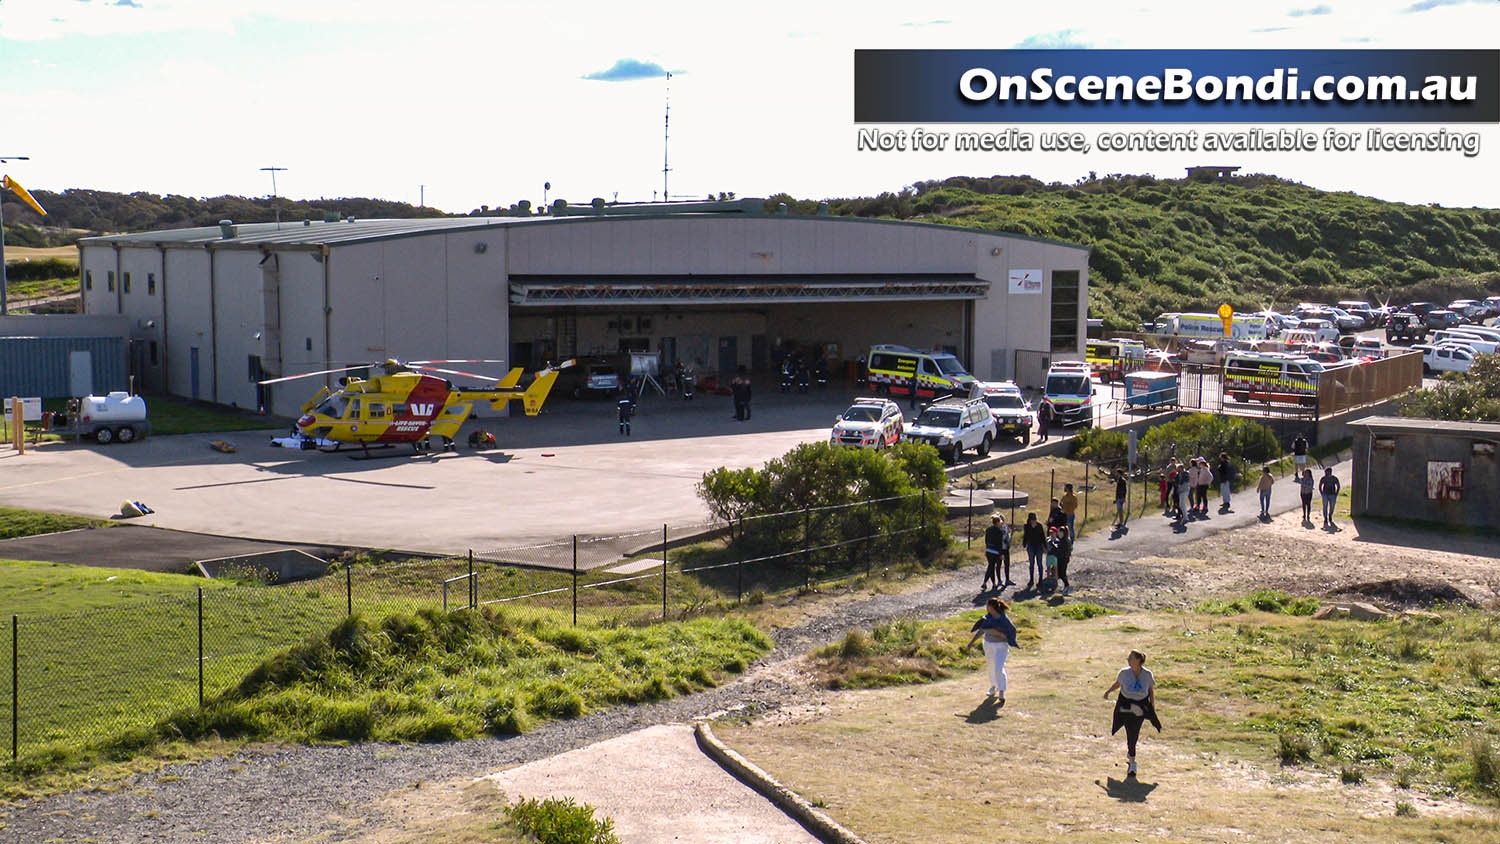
[0,507,111,541]
[131,394,283,436]
[719,605,1500,843]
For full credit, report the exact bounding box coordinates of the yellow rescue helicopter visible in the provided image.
[258,358,573,457]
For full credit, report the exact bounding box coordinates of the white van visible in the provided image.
[1155,312,1269,340]
[1431,330,1499,355]
[1222,352,1324,406]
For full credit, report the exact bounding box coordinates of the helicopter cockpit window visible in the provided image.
[316,395,349,419]
[368,403,388,420]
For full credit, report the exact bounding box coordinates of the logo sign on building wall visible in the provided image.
[1008,269,1043,295]
[1427,461,1464,501]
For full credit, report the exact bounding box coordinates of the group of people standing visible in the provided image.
[980,496,1074,596]
[1159,454,1233,525]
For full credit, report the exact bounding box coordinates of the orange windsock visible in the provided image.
[2,175,47,216]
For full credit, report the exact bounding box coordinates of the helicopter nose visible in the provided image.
[297,414,316,428]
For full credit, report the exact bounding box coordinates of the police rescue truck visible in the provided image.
[1153,312,1270,340]
[1222,351,1325,406]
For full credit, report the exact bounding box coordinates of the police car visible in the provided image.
[830,397,905,450]
[972,381,1034,446]
[905,396,998,464]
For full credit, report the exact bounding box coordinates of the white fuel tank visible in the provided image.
[79,392,148,424]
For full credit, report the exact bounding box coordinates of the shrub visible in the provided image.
[1196,590,1319,616]
[1394,801,1417,818]
[1278,731,1314,765]
[1070,427,1128,463]
[507,797,620,844]
[1339,766,1364,784]
[1056,602,1113,620]
[1398,352,1500,422]
[1469,738,1499,795]
[1139,414,1281,469]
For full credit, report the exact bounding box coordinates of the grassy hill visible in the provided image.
[774,174,1500,329]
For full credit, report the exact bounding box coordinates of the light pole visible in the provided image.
[0,155,32,315]
[260,166,287,229]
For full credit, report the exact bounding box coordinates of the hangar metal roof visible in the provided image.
[508,273,990,306]
[78,212,1089,252]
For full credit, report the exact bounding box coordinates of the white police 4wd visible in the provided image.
[1043,361,1095,427]
[904,396,998,464]
[831,397,904,449]
[973,381,1034,446]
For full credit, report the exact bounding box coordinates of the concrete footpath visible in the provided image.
[481,724,818,844]
[1078,453,1354,565]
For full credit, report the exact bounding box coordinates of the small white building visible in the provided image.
[77,200,1090,413]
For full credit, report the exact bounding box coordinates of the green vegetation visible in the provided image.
[2,256,76,281]
[138,394,281,435]
[812,609,1040,689]
[0,508,109,541]
[1069,426,1128,463]
[1196,590,1320,616]
[697,440,948,560]
[506,797,621,844]
[1399,352,1500,422]
[1139,413,1282,468]
[772,174,1500,329]
[9,607,768,784]
[1171,607,1500,797]
[1055,601,1113,620]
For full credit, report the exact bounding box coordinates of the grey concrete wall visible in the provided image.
[971,233,1090,386]
[1315,398,1400,446]
[164,248,211,401]
[0,313,128,338]
[1351,428,1500,528]
[79,245,118,315]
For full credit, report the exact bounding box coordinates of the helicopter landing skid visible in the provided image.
[340,443,404,460]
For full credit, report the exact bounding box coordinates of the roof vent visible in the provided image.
[346,216,356,223]
[776,202,789,216]
[218,220,236,239]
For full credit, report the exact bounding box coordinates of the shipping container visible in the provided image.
[0,335,129,398]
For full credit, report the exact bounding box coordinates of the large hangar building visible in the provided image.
[77,200,1090,413]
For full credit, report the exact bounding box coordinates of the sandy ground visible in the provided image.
[477,724,818,844]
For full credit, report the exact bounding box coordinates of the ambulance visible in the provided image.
[1084,338,1147,383]
[1043,360,1096,427]
[865,345,977,403]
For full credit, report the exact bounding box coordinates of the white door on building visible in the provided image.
[69,350,93,397]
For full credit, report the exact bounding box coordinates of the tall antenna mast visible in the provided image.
[663,71,671,202]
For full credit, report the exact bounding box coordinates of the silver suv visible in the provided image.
[903,397,998,464]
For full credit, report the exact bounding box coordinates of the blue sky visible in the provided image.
[1,0,1496,212]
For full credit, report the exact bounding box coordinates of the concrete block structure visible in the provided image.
[1348,416,1500,530]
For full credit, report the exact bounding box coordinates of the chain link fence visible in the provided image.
[4,494,939,764]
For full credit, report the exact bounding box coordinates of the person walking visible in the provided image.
[1047,525,1073,594]
[1292,433,1309,474]
[1298,468,1316,524]
[982,515,1012,591]
[1256,464,1275,518]
[1112,467,1129,529]
[1319,466,1341,528]
[967,597,1019,700]
[1103,649,1160,777]
[1060,483,1079,540]
[616,395,635,436]
[1036,401,1052,443]
[1216,452,1234,513]
[730,370,751,421]
[1022,512,1046,590]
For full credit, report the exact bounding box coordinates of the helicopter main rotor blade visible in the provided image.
[409,364,503,382]
[257,364,371,386]
[405,359,507,365]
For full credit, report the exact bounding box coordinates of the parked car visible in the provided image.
[1425,310,1463,331]
[972,381,1034,446]
[1337,301,1381,328]
[1405,301,1437,319]
[1431,330,1499,355]
[1323,307,1365,332]
[1301,343,1347,365]
[1350,337,1386,358]
[1287,320,1339,344]
[1415,343,1475,375]
[830,397,905,450]
[903,396,998,463]
[1483,296,1500,318]
[1386,312,1425,343]
[1448,300,1485,323]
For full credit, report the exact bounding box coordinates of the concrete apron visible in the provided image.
[480,723,818,844]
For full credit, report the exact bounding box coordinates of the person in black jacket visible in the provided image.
[1022,513,1046,590]
[982,515,1012,591]
[1047,526,1074,594]
[1036,400,1052,443]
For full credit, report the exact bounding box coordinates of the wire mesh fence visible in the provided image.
[4,494,939,764]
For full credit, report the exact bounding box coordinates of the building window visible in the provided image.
[85,271,93,291]
[123,272,132,294]
[148,273,157,295]
[107,271,116,292]
[1050,270,1080,353]
[248,354,263,383]
[306,337,313,352]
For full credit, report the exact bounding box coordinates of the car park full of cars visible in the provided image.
[1386,312,1425,343]
[830,397,905,449]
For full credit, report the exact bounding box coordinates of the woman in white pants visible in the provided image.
[967,597,1019,701]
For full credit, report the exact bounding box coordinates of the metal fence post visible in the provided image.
[966,481,974,548]
[345,561,353,618]
[919,491,927,553]
[11,614,16,761]
[197,587,204,708]
[1010,474,1017,525]
[735,519,744,604]
[661,524,668,622]
[468,550,475,610]
[572,536,579,627]
[1049,468,1055,504]
[1084,461,1090,525]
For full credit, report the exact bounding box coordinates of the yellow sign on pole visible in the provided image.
[1217,304,1234,338]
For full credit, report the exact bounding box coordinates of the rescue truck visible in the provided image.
[1084,338,1147,383]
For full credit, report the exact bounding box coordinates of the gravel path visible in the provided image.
[1,467,1345,844]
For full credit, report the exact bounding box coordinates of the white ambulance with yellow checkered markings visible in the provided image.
[865,345,977,404]
[1222,351,1325,407]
